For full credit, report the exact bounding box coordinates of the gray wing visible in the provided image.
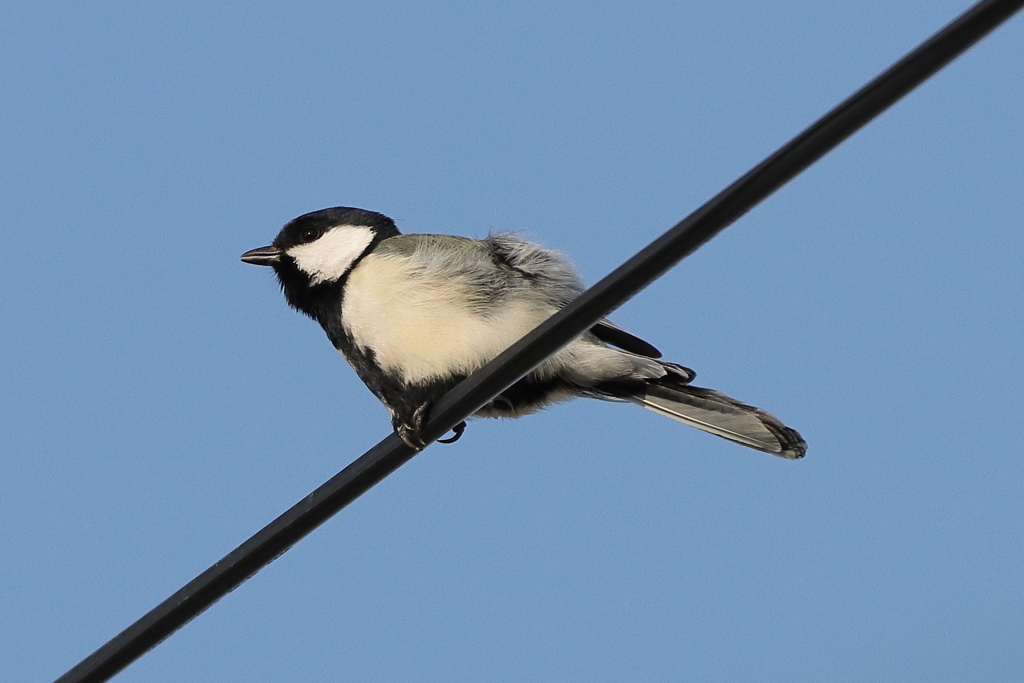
[380,234,662,359]
[478,235,664,358]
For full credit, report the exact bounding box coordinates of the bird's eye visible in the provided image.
[300,228,321,242]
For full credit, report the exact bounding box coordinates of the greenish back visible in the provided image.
[374,233,486,258]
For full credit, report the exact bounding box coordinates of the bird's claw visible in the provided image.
[437,421,467,444]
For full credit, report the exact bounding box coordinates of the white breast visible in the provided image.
[342,253,555,383]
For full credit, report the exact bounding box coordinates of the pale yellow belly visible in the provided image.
[342,254,554,383]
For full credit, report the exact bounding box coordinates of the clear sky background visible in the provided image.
[2,2,1022,682]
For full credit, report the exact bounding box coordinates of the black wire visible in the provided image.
[54,1,1024,681]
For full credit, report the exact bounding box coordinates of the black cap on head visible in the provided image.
[274,207,399,249]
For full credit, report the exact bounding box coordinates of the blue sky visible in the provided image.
[2,2,1022,681]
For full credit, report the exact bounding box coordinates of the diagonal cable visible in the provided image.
[54,1,1024,681]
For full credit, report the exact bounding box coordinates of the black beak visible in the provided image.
[241,246,282,266]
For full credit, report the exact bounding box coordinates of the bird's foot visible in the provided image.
[396,424,427,450]
[395,404,430,450]
[395,407,468,449]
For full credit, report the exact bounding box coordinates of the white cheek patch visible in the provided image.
[288,225,375,285]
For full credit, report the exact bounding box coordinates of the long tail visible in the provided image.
[629,380,807,459]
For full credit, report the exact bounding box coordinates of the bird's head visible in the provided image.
[241,207,399,318]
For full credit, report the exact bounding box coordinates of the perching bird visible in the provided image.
[242,207,806,459]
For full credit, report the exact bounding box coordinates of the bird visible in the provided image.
[242,207,806,459]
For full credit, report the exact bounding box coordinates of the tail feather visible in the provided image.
[632,383,807,459]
